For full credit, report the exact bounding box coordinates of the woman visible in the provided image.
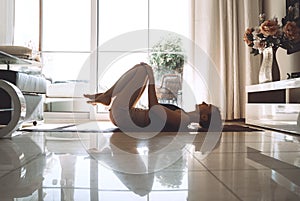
[84,62,222,132]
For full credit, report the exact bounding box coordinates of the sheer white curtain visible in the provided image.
[190,0,261,120]
[0,0,14,45]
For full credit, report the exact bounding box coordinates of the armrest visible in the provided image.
[0,79,26,138]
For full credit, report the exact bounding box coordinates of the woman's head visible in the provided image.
[196,102,222,129]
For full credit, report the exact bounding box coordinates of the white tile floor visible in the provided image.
[1,122,300,201]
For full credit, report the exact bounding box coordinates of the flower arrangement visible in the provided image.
[243,11,300,55]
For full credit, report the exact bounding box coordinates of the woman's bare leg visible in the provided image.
[111,63,150,109]
[84,63,149,107]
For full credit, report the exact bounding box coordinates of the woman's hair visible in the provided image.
[199,105,222,130]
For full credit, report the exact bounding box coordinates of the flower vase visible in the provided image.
[258,47,280,83]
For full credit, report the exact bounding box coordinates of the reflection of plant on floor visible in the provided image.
[148,35,185,83]
[155,156,186,188]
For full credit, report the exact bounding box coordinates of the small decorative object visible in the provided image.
[148,35,186,83]
[287,71,300,79]
[243,11,300,83]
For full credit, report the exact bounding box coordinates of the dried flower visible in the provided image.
[283,21,300,42]
[244,13,300,55]
[260,18,280,36]
[243,28,254,46]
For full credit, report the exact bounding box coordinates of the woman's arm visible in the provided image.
[144,64,159,107]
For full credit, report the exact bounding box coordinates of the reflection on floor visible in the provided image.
[1,121,300,201]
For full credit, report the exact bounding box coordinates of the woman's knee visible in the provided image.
[134,64,149,76]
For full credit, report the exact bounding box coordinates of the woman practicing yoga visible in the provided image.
[84,62,222,132]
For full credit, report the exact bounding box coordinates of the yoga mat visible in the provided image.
[20,122,262,133]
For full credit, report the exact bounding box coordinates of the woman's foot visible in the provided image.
[84,93,111,106]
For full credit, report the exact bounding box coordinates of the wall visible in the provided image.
[264,0,300,79]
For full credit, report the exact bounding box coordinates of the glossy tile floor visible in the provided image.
[1,121,300,201]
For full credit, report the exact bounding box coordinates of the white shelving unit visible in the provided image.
[246,78,300,135]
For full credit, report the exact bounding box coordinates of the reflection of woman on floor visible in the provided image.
[88,132,192,196]
[84,62,222,132]
[88,131,222,197]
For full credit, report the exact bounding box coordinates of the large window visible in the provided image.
[41,0,92,82]
[14,0,92,82]
[14,0,191,81]
[97,0,191,92]
[14,0,191,117]
[149,0,190,37]
[42,0,91,51]
[14,0,40,51]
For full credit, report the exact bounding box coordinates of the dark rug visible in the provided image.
[197,124,262,132]
[20,124,262,133]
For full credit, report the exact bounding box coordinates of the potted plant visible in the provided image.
[148,35,186,105]
[148,35,185,83]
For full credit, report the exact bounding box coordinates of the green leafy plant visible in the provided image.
[148,35,185,81]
